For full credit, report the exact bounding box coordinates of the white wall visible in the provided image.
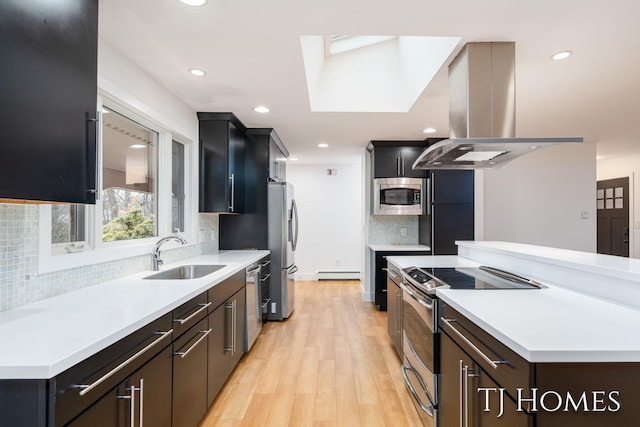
[286,162,363,280]
[479,143,597,252]
[598,153,640,258]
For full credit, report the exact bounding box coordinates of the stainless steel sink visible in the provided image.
[143,264,225,280]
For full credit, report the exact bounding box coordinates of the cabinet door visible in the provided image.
[132,346,172,427]
[199,119,230,213]
[173,318,210,427]
[229,287,246,369]
[227,121,245,213]
[0,0,98,203]
[440,332,529,427]
[373,146,427,178]
[386,275,403,357]
[207,304,228,406]
[65,389,118,427]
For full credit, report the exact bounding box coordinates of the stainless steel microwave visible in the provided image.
[373,177,427,215]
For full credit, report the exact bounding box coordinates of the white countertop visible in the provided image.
[387,253,640,363]
[0,250,268,379]
[369,244,431,252]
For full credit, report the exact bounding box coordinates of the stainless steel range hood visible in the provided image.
[413,42,582,170]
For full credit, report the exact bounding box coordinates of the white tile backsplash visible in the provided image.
[368,215,419,245]
[0,204,219,312]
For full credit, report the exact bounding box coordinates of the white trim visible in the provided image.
[38,93,198,274]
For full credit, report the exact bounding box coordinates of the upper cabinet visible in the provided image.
[0,0,98,204]
[198,113,246,213]
[369,141,429,178]
[247,128,289,183]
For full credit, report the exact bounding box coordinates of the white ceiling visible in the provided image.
[99,0,640,164]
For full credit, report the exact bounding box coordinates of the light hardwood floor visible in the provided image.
[199,280,423,427]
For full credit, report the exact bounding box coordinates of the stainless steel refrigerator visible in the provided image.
[267,182,299,320]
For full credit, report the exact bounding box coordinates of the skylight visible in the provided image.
[326,35,397,56]
[300,35,462,112]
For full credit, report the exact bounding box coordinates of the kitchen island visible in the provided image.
[387,241,640,426]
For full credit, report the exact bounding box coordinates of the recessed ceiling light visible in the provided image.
[178,0,208,6]
[130,144,147,149]
[422,127,436,134]
[551,50,573,61]
[254,106,270,113]
[318,143,329,148]
[189,68,206,77]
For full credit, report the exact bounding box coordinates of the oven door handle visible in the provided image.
[398,281,433,309]
[401,363,435,417]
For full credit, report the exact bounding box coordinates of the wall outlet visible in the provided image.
[400,227,408,237]
[335,260,341,267]
[580,211,589,220]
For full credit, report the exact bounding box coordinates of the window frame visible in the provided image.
[38,93,197,273]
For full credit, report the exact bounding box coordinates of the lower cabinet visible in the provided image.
[207,286,246,407]
[386,264,403,358]
[0,267,254,427]
[172,318,210,427]
[439,332,529,427]
[67,345,173,427]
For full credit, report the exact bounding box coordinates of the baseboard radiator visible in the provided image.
[317,271,360,280]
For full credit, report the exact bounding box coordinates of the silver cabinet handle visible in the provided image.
[229,173,235,212]
[225,300,237,354]
[117,382,139,426]
[396,157,401,176]
[260,273,271,282]
[395,290,402,336]
[261,298,271,310]
[139,378,144,427]
[173,302,211,325]
[174,329,211,359]
[441,318,507,370]
[232,300,237,354]
[246,265,261,276]
[401,157,405,175]
[383,267,400,279]
[78,329,173,396]
[459,360,464,427]
[259,260,271,267]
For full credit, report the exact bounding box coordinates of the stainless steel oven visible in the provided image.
[399,269,439,427]
[398,265,546,426]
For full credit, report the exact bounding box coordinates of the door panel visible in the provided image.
[597,177,629,257]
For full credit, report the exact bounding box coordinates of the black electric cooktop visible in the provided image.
[402,266,546,292]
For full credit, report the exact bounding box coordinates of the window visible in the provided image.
[51,204,86,249]
[172,140,185,233]
[44,96,193,271]
[101,107,158,242]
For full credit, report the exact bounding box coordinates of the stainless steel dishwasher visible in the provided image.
[244,261,262,351]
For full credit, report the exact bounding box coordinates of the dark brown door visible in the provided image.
[597,177,629,257]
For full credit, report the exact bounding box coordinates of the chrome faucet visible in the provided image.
[151,235,187,271]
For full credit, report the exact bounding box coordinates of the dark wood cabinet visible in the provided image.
[0,0,98,203]
[440,332,530,427]
[219,128,289,250]
[198,113,247,213]
[386,264,403,357]
[373,250,430,310]
[207,277,246,406]
[439,302,640,427]
[369,141,428,178]
[172,318,210,427]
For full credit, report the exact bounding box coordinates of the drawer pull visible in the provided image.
[441,318,507,370]
[173,302,211,325]
[260,273,271,282]
[174,329,212,359]
[78,329,173,396]
[259,260,271,267]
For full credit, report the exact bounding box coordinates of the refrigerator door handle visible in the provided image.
[291,199,299,251]
[288,265,299,274]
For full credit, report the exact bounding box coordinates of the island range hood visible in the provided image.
[413,42,582,170]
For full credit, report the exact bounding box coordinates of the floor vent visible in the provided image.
[317,271,360,280]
